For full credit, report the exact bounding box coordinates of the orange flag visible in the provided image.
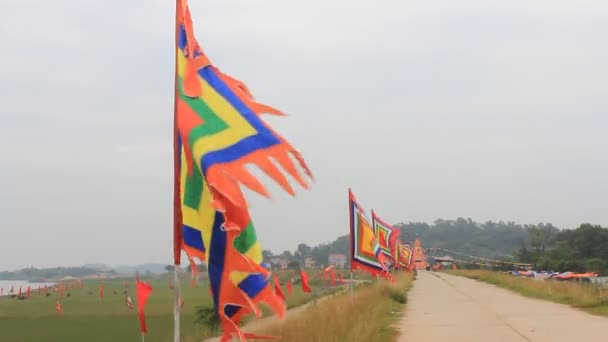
[26,286,31,298]
[300,271,311,293]
[273,276,285,301]
[329,269,336,286]
[286,279,293,295]
[452,262,457,270]
[99,283,104,300]
[136,279,153,334]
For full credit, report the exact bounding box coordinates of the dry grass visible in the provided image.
[448,270,608,315]
[252,273,414,342]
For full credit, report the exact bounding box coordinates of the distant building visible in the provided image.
[328,253,347,268]
[304,257,316,269]
[270,257,290,270]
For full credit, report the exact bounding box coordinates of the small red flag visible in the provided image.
[286,279,293,295]
[99,283,104,300]
[55,301,63,314]
[273,276,285,301]
[300,271,311,293]
[136,279,153,334]
[338,272,344,284]
[44,284,49,295]
[329,269,336,286]
[37,286,41,296]
[26,286,31,298]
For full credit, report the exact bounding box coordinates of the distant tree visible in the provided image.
[280,250,293,260]
[164,265,175,272]
[262,250,274,261]
[294,243,312,262]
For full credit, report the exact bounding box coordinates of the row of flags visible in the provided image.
[172,0,313,340]
[349,189,415,279]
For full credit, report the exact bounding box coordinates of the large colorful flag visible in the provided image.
[173,1,312,340]
[136,280,153,334]
[371,211,400,261]
[349,189,390,278]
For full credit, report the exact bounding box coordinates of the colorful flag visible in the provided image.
[55,301,62,314]
[174,0,312,340]
[136,280,153,334]
[372,210,400,261]
[126,295,134,310]
[300,271,311,293]
[273,276,285,301]
[349,189,390,279]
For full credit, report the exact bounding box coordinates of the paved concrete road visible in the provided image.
[398,272,608,342]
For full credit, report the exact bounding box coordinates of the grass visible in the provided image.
[448,270,608,316]
[252,272,414,342]
[0,270,346,342]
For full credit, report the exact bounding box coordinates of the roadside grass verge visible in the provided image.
[447,270,608,316]
[252,272,414,342]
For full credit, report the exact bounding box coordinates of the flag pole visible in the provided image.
[173,0,182,341]
[141,332,145,342]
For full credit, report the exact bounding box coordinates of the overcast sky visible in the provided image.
[1,0,607,271]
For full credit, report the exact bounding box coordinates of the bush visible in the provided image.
[194,305,221,333]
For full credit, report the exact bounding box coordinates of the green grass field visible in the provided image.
[0,271,344,342]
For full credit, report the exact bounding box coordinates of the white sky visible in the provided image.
[1,0,607,270]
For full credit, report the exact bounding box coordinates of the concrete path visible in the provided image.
[398,272,608,342]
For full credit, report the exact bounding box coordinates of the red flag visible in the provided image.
[452,262,457,270]
[44,284,49,295]
[273,276,285,301]
[286,279,293,295]
[26,286,31,298]
[136,280,153,334]
[300,271,311,293]
[99,283,104,300]
[329,269,336,286]
[37,286,41,296]
[55,301,63,314]
[18,287,22,297]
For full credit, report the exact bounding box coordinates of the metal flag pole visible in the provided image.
[172,1,182,341]
[141,332,146,342]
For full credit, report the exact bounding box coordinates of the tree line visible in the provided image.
[266,218,608,274]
